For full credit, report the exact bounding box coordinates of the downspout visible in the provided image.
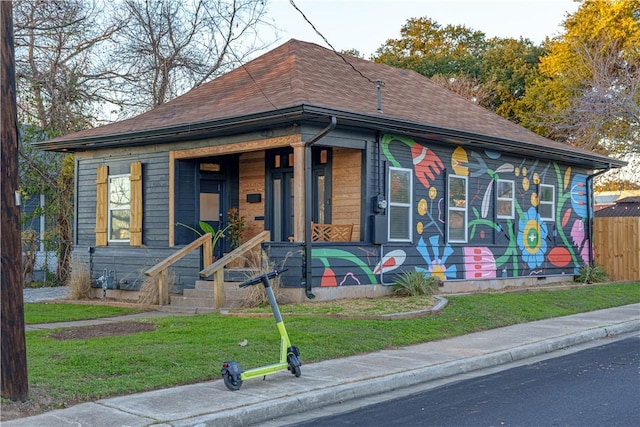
[586,164,611,267]
[303,116,337,299]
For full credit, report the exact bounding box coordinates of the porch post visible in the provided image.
[292,141,306,242]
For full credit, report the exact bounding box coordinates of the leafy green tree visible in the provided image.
[481,37,545,121]
[373,17,487,78]
[372,17,543,121]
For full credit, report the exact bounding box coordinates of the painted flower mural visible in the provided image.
[570,174,588,219]
[571,219,590,264]
[517,207,548,269]
[464,247,497,279]
[411,143,445,189]
[416,235,457,280]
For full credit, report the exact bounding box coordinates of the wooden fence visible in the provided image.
[593,217,640,281]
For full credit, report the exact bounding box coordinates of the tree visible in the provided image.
[13,0,120,284]
[515,0,640,183]
[111,0,272,112]
[373,17,488,78]
[13,0,123,132]
[480,37,545,121]
[372,18,543,120]
[1,0,28,401]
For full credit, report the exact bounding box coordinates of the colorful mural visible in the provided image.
[307,134,591,287]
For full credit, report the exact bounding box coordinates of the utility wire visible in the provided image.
[201,1,281,111]
[288,0,377,85]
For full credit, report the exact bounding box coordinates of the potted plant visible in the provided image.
[227,207,246,250]
[226,207,246,267]
[175,221,229,262]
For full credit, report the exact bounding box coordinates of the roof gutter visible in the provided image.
[586,164,612,267]
[303,116,337,299]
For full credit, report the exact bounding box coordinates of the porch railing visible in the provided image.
[199,230,270,308]
[144,233,212,305]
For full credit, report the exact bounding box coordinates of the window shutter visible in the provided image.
[130,161,143,246]
[95,165,108,246]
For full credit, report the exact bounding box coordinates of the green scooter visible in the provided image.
[221,269,301,391]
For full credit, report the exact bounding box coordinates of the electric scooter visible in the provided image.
[221,268,301,391]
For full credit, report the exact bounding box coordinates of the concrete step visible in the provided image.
[183,288,213,299]
[170,294,215,308]
[157,304,216,314]
[168,281,248,311]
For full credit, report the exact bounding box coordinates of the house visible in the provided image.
[35,39,626,305]
[21,193,57,284]
[594,190,640,211]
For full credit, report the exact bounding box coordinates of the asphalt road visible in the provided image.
[288,335,640,427]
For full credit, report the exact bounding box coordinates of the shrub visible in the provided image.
[392,270,441,296]
[138,269,176,305]
[67,261,92,299]
[575,264,609,284]
[239,250,282,308]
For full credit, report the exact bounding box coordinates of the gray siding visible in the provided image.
[75,148,170,248]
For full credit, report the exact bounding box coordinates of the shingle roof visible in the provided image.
[595,196,640,217]
[37,39,625,170]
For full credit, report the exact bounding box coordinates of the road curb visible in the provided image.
[171,319,640,427]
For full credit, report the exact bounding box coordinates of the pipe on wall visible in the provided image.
[303,116,337,299]
[586,164,611,267]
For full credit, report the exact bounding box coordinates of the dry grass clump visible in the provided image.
[66,261,92,299]
[239,250,283,308]
[138,269,176,305]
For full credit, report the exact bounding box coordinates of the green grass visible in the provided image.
[24,303,148,324]
[21,283,640,406]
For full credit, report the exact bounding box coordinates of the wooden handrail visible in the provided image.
[199,230,270,277]
[144,233,212,305]
[199,230,270,309]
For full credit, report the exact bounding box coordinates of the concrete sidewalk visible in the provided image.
[5,303,639,427]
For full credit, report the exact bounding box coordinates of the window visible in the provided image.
[96,162,142,246]
[388,167,412,241]
[538,184,555,221]
[497,179,514,219]
[108,175,131,241]
[447,175,467,243]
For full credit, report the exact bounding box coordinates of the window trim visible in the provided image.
[107,173,131,243]
[447,174,468,243]
[387,167,412,242]
[538,183,555,221]
[496,179,515,219]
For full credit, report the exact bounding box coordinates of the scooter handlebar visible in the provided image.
[238,268,288,288]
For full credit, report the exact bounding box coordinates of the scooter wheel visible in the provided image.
[222,371,243,391]
[287,354,302,377]
[291,363,301,378]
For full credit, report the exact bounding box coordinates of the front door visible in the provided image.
[200,178,225,259]
[271,171,294,242]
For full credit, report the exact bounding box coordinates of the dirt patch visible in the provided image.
[48,321,156,340]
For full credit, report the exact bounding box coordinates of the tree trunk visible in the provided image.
[1,0,29,401]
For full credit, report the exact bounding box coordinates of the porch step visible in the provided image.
[167,274,256,311]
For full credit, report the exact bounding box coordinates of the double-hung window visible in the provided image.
[388,167,412,241]
[447,174,467,243]
[497,179,515,219]
[96,162,142,246]
[108,175,131,241]
[538,184,555,221]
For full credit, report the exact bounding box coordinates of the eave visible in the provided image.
[35,104,627,171]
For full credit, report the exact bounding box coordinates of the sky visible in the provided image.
[261,0,581,57]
